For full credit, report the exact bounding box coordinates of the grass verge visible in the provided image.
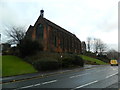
[80,55,107,65]
[1,55,37,77]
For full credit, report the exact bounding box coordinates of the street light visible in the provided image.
[61,55,63,58]
[60,55,63,73]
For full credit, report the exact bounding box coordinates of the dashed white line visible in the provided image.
[110,67,118,71]
[86,68,96,71]
[20,85,34,89]
[106,73,118,79]
[72,80,98,90]
[70,69,108,79]
[113,69,118,71]
[34,83,41,86]
[18,80,57,89]
[70,73,89,78]
[42,80,57,85]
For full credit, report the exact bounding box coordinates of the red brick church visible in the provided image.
[26,10,86,53]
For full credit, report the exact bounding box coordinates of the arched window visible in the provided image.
[36,24,44,40]
[54,36,57,47]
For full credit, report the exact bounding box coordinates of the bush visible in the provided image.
[61,57,74,68]
[73,55,84,67]
[84,51,96,58]
[18,39,43,57]
[61,55,84,68]
[33,58,60,71]
[24,53,84,71]
[96,55,110,63]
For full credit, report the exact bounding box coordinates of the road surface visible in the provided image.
[2,65,118,89]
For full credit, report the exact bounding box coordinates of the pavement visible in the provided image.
[1,65,98,84]
[1,65,119,89]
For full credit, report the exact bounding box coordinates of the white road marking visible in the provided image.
[86,68,96,71]
[72,80,98,89]
[113,69,118,71]
[70,73,89,78]
[70,69,107,79]
[111,67,118,71]
[42,80,57,85]
[34,83,41,86]
[111,68,115,70]
[18,80,57,89]
[106,73,118,79]
[20,85,34,89]
[95,69,106,73]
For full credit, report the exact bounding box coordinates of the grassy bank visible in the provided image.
[1,54,107,77]
[2,55,37,77]
[80,55,107,65]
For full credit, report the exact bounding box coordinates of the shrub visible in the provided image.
[24,53,84,71]
[96,55,110,63]
[73,55,84,67]
[18,39,43,57]
[61,57,74,68]
[84,51,96,58]
[61,55,84,68]
[33,58,60,71]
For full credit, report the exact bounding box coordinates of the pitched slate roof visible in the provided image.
[44,17,74,36]
[35,16,77,38]
[34,15,80,41]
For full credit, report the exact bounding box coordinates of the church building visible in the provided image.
[26,10,86,53]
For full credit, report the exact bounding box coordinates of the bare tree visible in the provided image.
[5,26,26,45]
[87,37,91,52]
[99,44,107,55]
[98,40,107,55]
[93,38,107,55]
[107,49,119,60]
[93,38,99,53]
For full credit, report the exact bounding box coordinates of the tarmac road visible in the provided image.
[1,65,118,89]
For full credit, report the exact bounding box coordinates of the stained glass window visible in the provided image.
[36,24,44,40]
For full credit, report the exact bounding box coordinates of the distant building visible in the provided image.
[26,10,86,53]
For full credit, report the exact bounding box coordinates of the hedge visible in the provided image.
[33,58,60,71]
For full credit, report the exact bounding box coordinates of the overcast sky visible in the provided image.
[0,0,119,51]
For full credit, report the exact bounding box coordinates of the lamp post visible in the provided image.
[60,55,63,73]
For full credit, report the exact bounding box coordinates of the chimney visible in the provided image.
[40,9,44,17]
